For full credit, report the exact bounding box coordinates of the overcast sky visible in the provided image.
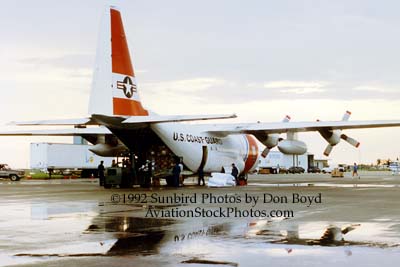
[1,0,400,168]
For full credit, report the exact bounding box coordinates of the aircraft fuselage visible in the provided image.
[151,123,264,174]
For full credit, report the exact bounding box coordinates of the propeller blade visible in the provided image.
[323,144,334,156]
[340,134,360,147]
[261,147,270,158]
[282,115,291,123]
[342,110,351,121]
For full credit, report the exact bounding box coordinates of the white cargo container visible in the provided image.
[257,151,309,171]
[30,143,114,170]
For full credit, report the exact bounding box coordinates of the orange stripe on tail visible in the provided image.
[111,9,134,76]
[113,98,149,116]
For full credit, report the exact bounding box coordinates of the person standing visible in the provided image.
[47,167,54,179]
[172,160,181,187]
[111,159,118,167]
[198,166,205,186]
[144,160,152,188]
[179,157,184,186]
[352,162,359,179]
[231,163,239,184]
[98,160,105,186]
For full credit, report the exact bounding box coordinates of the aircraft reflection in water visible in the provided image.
[82,215,398,257]
[14,214,398,259]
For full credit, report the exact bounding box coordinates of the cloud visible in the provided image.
[139,77,400,106]
[261,80,328,95]
[142,78,231,93]
[280,87,326,94]
[353,85,397,93]
[263,81,329,89]
[18,54,94,70]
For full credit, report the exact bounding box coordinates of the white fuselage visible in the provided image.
[151,123,264,174]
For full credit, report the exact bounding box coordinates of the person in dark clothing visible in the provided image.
[198,166,205,186]
[144,160,153,188]
[98,160,105,186]
[231,163,239,184]
[47,168,54,179]
[353,162,360,179]
[172,161,181,187]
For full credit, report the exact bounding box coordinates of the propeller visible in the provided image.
[261,147,270,158]
[323,144,334,157]
[320,111,361,156]
[340,134,360,148]
[259,115,291,158]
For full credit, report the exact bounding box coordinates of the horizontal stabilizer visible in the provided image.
[10,118,97,126]
[122,114,237,124]
[0,127,111,136]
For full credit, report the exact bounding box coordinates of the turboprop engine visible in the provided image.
[277,139,307,155]
[253,115,291,157]
[87,134,127,157]
[253,133,280,157]
[318,111,360,156]
[89,143,127,157]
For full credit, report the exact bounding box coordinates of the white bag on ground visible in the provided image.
[208,173,236,187]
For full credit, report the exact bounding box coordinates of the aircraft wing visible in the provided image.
[205,120,400,135]
[122,114,237,124]
[0,127,111,136]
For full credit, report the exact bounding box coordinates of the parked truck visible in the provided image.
[0,164,25,181]
[30,143,114,177]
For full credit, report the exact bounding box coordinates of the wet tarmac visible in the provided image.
[0,171,399,267]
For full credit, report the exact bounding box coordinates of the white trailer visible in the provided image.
[257,151,309,172]
[30,143,114,171]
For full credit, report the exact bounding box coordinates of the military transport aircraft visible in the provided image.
[2,6,400,175]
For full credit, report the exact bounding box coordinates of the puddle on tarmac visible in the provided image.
[30,202,97,220]
[248,183,399,188]
[182,258,239,266]
[85,216,175,255]
[11,212,400,267]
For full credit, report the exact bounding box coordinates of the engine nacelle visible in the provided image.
[254,133,280,148]
[89,144,126,157]
[319,129,341,146]
[278,140,307,155]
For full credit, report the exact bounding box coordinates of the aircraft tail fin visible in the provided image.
[88,6,148,117]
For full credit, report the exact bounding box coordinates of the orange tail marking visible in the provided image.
[111,8,134,76]
[110,8,148,116]
[113,98,148,116]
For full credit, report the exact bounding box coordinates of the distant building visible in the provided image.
[314,159,329,169]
